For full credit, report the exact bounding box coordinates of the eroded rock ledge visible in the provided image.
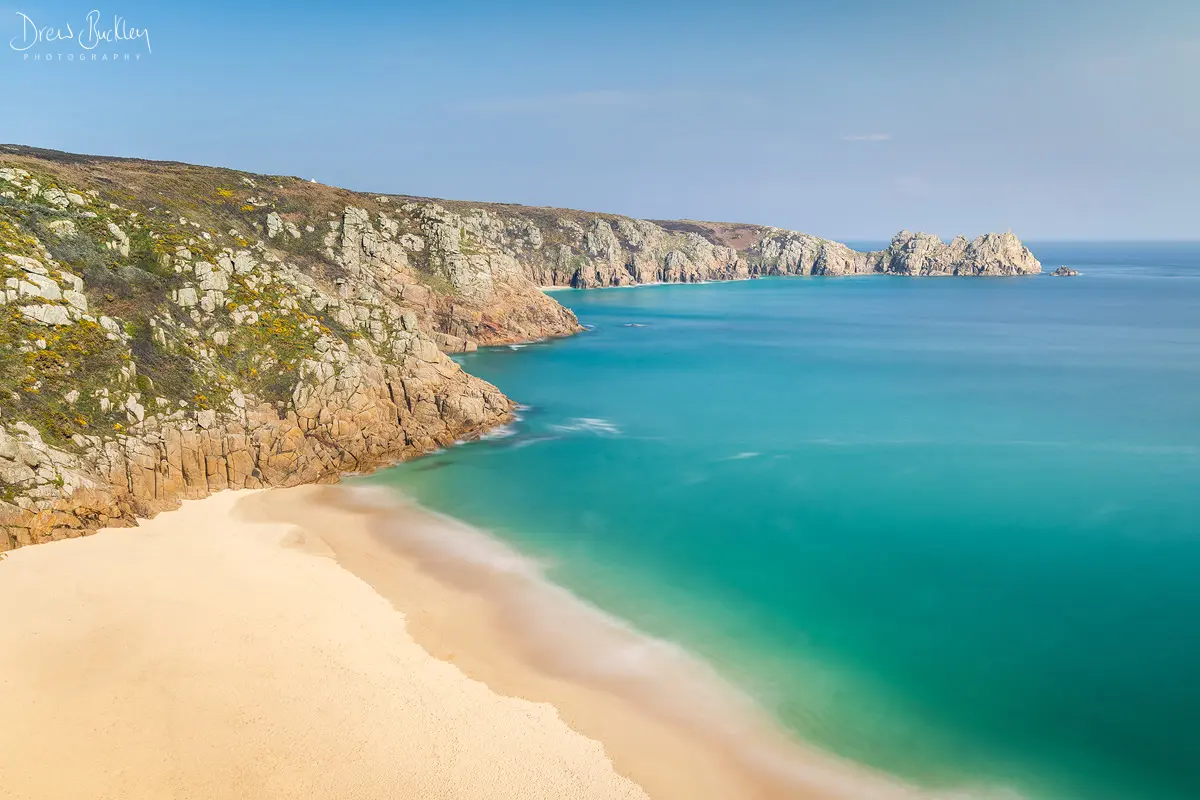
[0,145,1040,550]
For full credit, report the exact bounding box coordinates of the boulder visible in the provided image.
[21,304,71,326]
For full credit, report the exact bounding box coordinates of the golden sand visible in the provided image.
[0,489,645,800]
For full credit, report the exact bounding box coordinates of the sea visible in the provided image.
[363,242,1200,799]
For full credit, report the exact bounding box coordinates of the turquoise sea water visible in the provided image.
[367,243,1200,799]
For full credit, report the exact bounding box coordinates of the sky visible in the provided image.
[1,0,1197,240]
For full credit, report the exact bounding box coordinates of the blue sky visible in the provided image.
[2,0,1197,240]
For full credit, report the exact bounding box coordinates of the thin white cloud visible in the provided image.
[841,133,891,142]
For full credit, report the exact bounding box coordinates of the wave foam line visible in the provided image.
[332,484,1018,800]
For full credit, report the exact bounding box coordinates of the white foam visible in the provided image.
[550,417,623,436]
[480,424,518,440]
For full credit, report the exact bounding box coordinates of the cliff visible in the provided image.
[0,145,1041,550]
[506,218,1040,286]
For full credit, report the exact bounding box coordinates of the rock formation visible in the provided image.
[1051,266,1079,276]
[0,145,1042,550]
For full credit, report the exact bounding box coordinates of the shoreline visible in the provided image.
[536,271,1042,294]
[539,277,753,292]
[240,484,947,800]
[0,482,978,799]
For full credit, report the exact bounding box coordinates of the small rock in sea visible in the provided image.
[1051,266,1079,277]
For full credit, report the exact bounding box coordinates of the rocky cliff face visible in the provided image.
[0,145,1041,551]
[744,229,1041,277]
[429,215,1041,288]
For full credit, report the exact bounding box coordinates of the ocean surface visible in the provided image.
[364,242,1200,799]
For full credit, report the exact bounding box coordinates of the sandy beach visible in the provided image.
[0,489,645,800]
[0,485,930,800]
